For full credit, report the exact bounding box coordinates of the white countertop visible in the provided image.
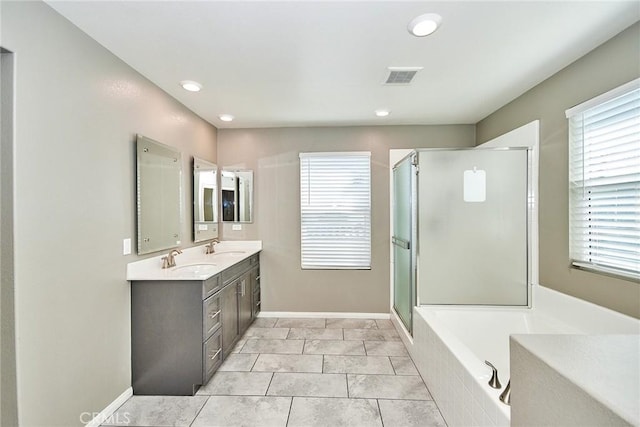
[126,240,262,281]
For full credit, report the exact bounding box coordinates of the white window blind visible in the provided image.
[300,152,371,269]
[567,78,640,279]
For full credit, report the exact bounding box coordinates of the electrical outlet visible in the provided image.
[232,224,242,231]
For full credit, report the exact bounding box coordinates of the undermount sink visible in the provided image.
[210,251,246,257]
[170,263,218,275]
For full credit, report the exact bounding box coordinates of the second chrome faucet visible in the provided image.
[161,248,182,269]
[204,239,220,254]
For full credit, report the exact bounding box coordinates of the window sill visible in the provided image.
[571,262,640,283]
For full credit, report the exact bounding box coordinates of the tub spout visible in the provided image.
[484,360,502,389]
[499,380,511,405]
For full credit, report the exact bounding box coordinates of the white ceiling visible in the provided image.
[46,1,639,129]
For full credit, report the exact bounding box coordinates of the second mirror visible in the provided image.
[193,157,219,242]
[221,170,253,223]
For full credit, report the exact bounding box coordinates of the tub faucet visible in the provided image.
[161,248,182,269]
[499,380,511,405]
[204,239,220,254]
[484,360,502,389]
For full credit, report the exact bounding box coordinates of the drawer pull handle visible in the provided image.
[210,348,222,360]
[209,310,221,319]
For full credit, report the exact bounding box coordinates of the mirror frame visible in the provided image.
[193,157,219,242]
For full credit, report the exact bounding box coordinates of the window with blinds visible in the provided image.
[299,152,371,269]
[566,78,640,280]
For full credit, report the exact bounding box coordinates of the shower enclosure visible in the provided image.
[392,154,417,333]
[392,148,530,333]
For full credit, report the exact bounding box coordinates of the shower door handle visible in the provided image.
[392,236,410,250]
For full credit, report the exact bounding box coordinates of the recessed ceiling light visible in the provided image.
[375,109,390,117]
[219,114,234,122]
[408,13,442,37]
[180,80,202,92]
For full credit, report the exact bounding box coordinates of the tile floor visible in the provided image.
[103,318,447,427]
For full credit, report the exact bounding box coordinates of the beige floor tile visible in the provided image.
[344,329,400,341]
[218,353,259,372]
[347,374,432,400]
[304,340,366,356]
[323,355,394,375]
[275,318,326,328]
[267,372,348,398]
[378,399,446,427]
[231,339,247,354]
[287,328,343,340]
[375,319,395,329]
[101,396,207,426]
[252,354,323,373]
[364,341,409,356]
[251,317,278,328]
[196,371,273,396]
[243,327,290,339]
[287,397,382,427]
[390,356,419,375]
[326,318,377,329]
[241,339,304,354]
[192,396,291,427]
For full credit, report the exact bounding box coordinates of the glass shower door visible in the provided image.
[417,148,529,306]
[393,155,415,333]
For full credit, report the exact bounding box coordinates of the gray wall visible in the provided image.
[1,2,217,426]
[476,23,640,318]
[218,125,475,313]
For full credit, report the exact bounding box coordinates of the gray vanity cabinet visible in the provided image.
[131,276,223,396]
[238,273,253,334]
[131,253,260,396]
[221,280,240,358]
[221,254,260,358]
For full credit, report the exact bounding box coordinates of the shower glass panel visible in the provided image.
[393,155,415,332]
[418,149,528,306]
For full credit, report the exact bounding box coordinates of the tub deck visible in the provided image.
[396,285,640,427]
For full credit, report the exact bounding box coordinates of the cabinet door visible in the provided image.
[221,281,239,358]
[238,273,253,334]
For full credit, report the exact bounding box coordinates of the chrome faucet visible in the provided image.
[161,248,182,269]
[485,360,502,389]
[204,239,220,254]
[499,380,511,405]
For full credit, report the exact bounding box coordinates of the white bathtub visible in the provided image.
[398,285,640,427]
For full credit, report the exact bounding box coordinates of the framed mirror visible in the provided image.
[221,169,253,223]
[136,134,183,254]
[193,157,219,242]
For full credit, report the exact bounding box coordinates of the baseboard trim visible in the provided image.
[85,387,133,427]
[258,311,390,319]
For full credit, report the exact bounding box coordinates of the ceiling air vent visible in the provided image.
[384,67,423,85]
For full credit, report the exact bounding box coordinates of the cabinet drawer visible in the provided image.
[203,275,221,299]
[203,330,222,384]
[203,293,222,340]
[221,258,252,285]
